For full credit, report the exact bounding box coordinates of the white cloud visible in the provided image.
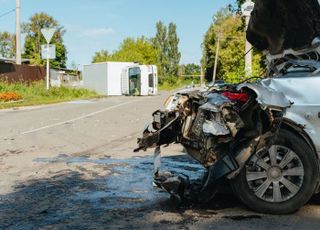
[66,25,115,39]
[81,28,115,38]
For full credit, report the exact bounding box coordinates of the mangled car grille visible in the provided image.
[135,84,291,202]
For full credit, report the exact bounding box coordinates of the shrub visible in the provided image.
[0,80,98,108]
[0,92,23,102]
[159,76,201,90]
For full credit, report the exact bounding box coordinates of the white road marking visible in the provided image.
[21,101,136,135]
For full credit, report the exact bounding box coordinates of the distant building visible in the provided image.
[0,57,30,64]
[50,68,81,87]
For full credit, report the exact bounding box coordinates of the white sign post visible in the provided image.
[41,44,56,59]
[241,0,255,78]
[41,28,56,90]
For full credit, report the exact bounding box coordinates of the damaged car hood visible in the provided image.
[247,0,320,54]
[238,80,291,110]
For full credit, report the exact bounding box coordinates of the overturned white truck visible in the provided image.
[83,62,158,96]
[121,64,158,96]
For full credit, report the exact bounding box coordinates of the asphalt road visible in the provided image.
[0,93,320,229]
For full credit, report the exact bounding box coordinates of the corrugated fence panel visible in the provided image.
[0,63,46,83]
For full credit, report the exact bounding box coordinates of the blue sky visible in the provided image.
[0,0,234,68]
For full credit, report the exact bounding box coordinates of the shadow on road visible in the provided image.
[1,154,320,229]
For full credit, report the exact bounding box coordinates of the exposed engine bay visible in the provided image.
[134,83,291,202]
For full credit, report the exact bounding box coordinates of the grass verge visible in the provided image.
[0,81,99,109]
[159,76,201,91]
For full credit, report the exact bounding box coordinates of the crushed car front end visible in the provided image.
[135,79,319,213]
[134,0,320,214]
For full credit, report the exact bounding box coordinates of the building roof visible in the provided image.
[0,57,30,64]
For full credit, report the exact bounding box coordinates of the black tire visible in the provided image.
[231,129,319,214]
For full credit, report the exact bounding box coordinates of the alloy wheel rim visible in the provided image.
[246,145,304,203]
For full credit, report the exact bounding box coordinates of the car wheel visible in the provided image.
[231,129,319,214]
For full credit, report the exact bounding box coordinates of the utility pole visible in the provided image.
[212,32,221,83]
[15,0,22,65]
[244,14,252,78]
[241,0,255,78]
[200,64,204,87]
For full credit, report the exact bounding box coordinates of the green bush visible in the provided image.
[159,76,201,91]
[0,80,98,109]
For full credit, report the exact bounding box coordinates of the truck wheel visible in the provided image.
[231,129,319,214]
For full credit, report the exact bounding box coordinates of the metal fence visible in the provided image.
[0,63,46,83]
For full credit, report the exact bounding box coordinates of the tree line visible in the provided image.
[1,1,263,83]
[92,21,182,78]
[202,6,263,83]
[0,12,67,68]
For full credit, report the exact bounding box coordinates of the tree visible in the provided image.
[183,64,201,76]
[167,23,181,76]
[202,8,231,81]
[92,50,109,63]
[202,8,263,83]
[22,12,67,68]
[237,0,246,7]
[152,21,169,76]
[152,21,181,77]
[92,37,159,65]
[0,32,15,58]
[111,37,159,64]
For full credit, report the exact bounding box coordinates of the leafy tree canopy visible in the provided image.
[92,37,159,65]
[180,64,201,76]
[22,12,67,68]
[92,21,181,78]
[152,21,181,77]
[152,21,168,76]
[92,50,109,63]
[0,31,15,58]
[167,23,181,76]
[202,8,263,83]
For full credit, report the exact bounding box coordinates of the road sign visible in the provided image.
[241,0,255,17]
[41,28,56,90]
[41,28,56,44]
[41,44,56,59]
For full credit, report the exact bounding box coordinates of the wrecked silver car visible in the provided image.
[135,0,320,214]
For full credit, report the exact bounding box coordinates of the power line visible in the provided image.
[0,8,15,19]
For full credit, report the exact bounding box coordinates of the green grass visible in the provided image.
[0,81,99,109]
[159,76,201,91]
